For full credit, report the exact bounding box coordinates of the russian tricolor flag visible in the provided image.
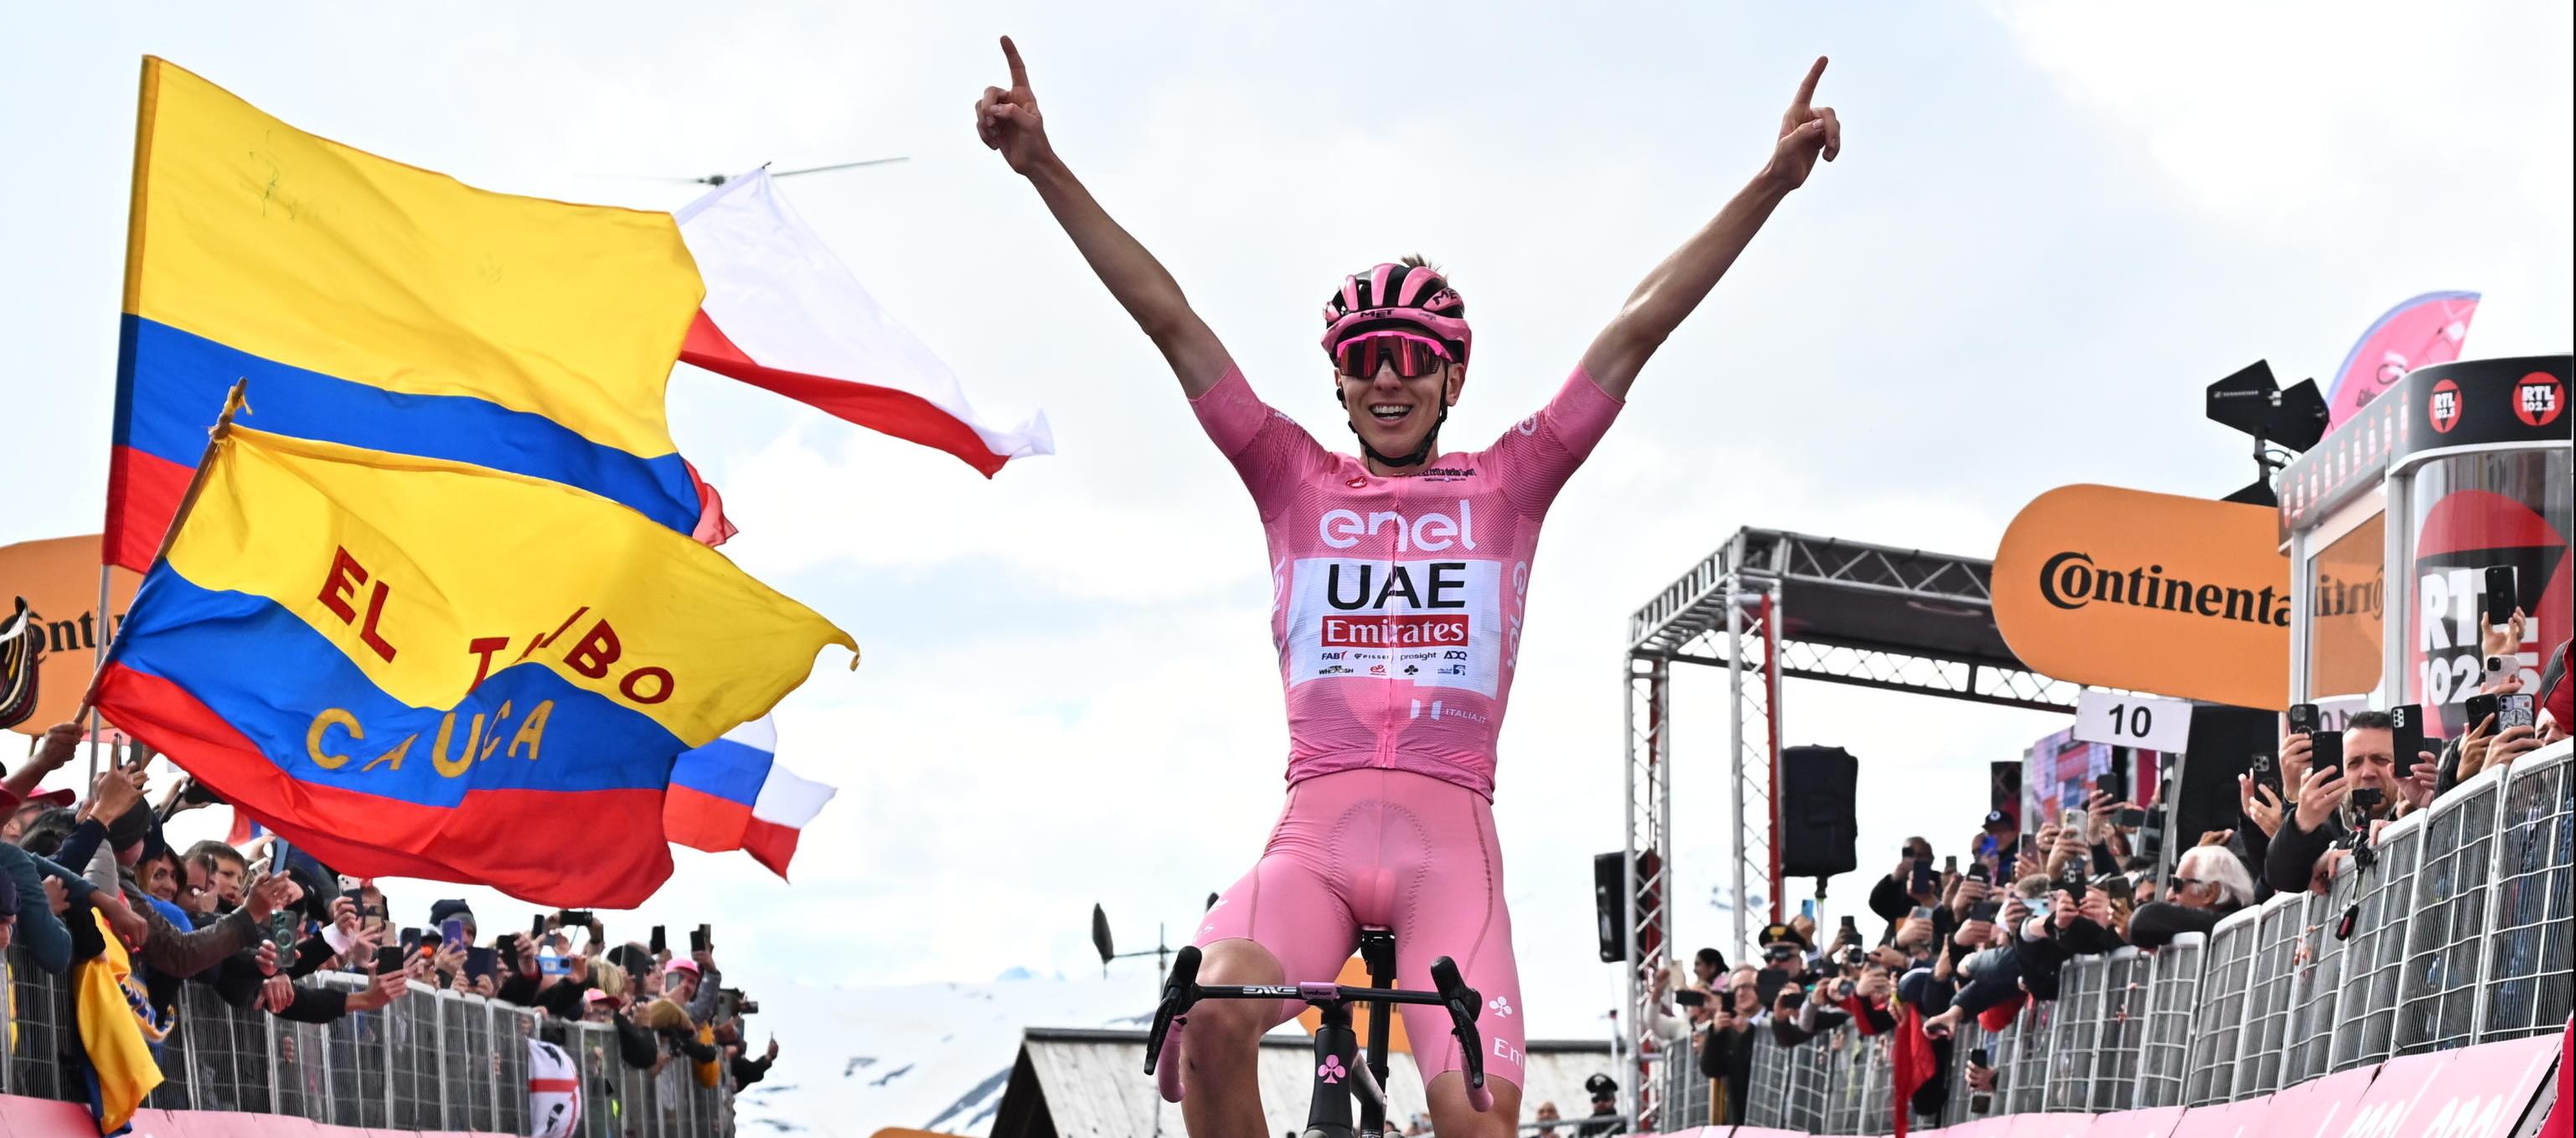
[665,716,834,879]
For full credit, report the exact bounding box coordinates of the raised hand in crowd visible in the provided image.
[472,973,497,998]
[2078,887,2114,929]
[243,870,302,922]
[2198,827,2237,849]
[347,969,410,1013]
[434,942,467,986]
[255,940,281,978]
[2458,712,2499,781]
[1950,874,1990,921]
[96,892,150,949]
[1953,917,1995,949]
[2482,607,2527,663]
[2484,724,2544,775]
[2310,847,2351,896]
[2238,773,2285,838]
[257,974,295,1015]
[330,896,362,939]
[80,765,145,823]
[2052,890,2081,932]
[2279,731,2314,802]
[2397,750,2441,812]
[2292,765,2351,834]
[3,723,84,801]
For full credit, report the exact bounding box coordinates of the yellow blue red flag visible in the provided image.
[75,911,169,1135]
[106,57,717,572]
[93,427,854,906]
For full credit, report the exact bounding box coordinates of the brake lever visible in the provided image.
[1427,956,1489,1098]
[1142,945,1203,1077]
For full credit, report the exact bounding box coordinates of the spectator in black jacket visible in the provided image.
[2129,844,2255,948]
[2265,713,2416,895]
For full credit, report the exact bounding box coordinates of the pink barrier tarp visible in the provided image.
[2342,1033,2561,1138]
[0,1100,511,1138]
[2080,1104,2184,1138]
[2239,1063,2383,1138]
[2165,1096,2265,1138]
[2002,1113,2098,1138]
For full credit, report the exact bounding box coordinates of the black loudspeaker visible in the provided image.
[1593,850,1665,963]
[1779,746,1860,879]
[1593,852,1625,963]
[2174,704,2277,848]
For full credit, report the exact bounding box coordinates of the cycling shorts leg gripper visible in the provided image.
[1382,773,1524,1093]
[1194,780,1360,1027]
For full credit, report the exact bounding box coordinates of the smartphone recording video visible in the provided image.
[2484,566,2517,628]
[1674,988,1707,1007]
[1966,900,2000,923]
[2309,730,2345,784]
[2498,692,2537,730]
[689,924,712,954]
[2390,704,2426,768]
[2287,703,2320,737]
[649,925,668,956]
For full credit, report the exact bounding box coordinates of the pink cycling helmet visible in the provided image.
[1320,261,1471,363]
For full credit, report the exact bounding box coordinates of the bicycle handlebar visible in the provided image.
[1139,945,1491,1115]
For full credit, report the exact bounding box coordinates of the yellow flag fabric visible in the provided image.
[109,56,711,571]
[75,912,168,1133]
[96,427,855,905]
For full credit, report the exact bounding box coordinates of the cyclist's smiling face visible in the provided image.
[1337,355,1463,463]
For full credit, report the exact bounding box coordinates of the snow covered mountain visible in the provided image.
[730,969,1162,1136]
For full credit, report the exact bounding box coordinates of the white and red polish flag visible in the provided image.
[674,168,1052,477]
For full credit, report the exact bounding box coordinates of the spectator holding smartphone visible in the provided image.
[2267,713,2410,895]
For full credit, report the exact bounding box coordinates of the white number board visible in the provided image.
[2073,690,2194,753]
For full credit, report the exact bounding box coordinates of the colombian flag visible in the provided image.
[75,911,170,1135]
[93,427,855,906]
[106,57,717,572]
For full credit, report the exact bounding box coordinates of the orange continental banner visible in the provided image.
[1994,485,2289,710]
[0,535,141,736]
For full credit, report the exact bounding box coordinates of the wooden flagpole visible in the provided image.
[75,378,250,725]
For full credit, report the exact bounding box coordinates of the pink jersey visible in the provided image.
[1192,365,1623,798]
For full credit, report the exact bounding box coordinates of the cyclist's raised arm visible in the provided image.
[1579,55,1840,401]
[978,36,1232,397]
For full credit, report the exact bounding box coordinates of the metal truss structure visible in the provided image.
[1618,529,2081,1127]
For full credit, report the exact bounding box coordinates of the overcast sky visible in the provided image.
[6,1,2570,1050]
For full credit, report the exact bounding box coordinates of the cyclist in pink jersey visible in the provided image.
[977,37,1840,1136]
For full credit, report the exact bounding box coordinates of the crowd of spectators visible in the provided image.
[1,719,780,1115]
[1639,624,2568,1128]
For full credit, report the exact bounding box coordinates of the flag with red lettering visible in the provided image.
[675,168,1052,477]
[92,427,854,907]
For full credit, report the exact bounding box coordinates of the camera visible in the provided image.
[1840,946,1866,970]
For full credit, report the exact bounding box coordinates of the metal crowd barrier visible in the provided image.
[2132,931,2202,1109]
[0,960,736,1135]
[1702,738,2572,1135]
